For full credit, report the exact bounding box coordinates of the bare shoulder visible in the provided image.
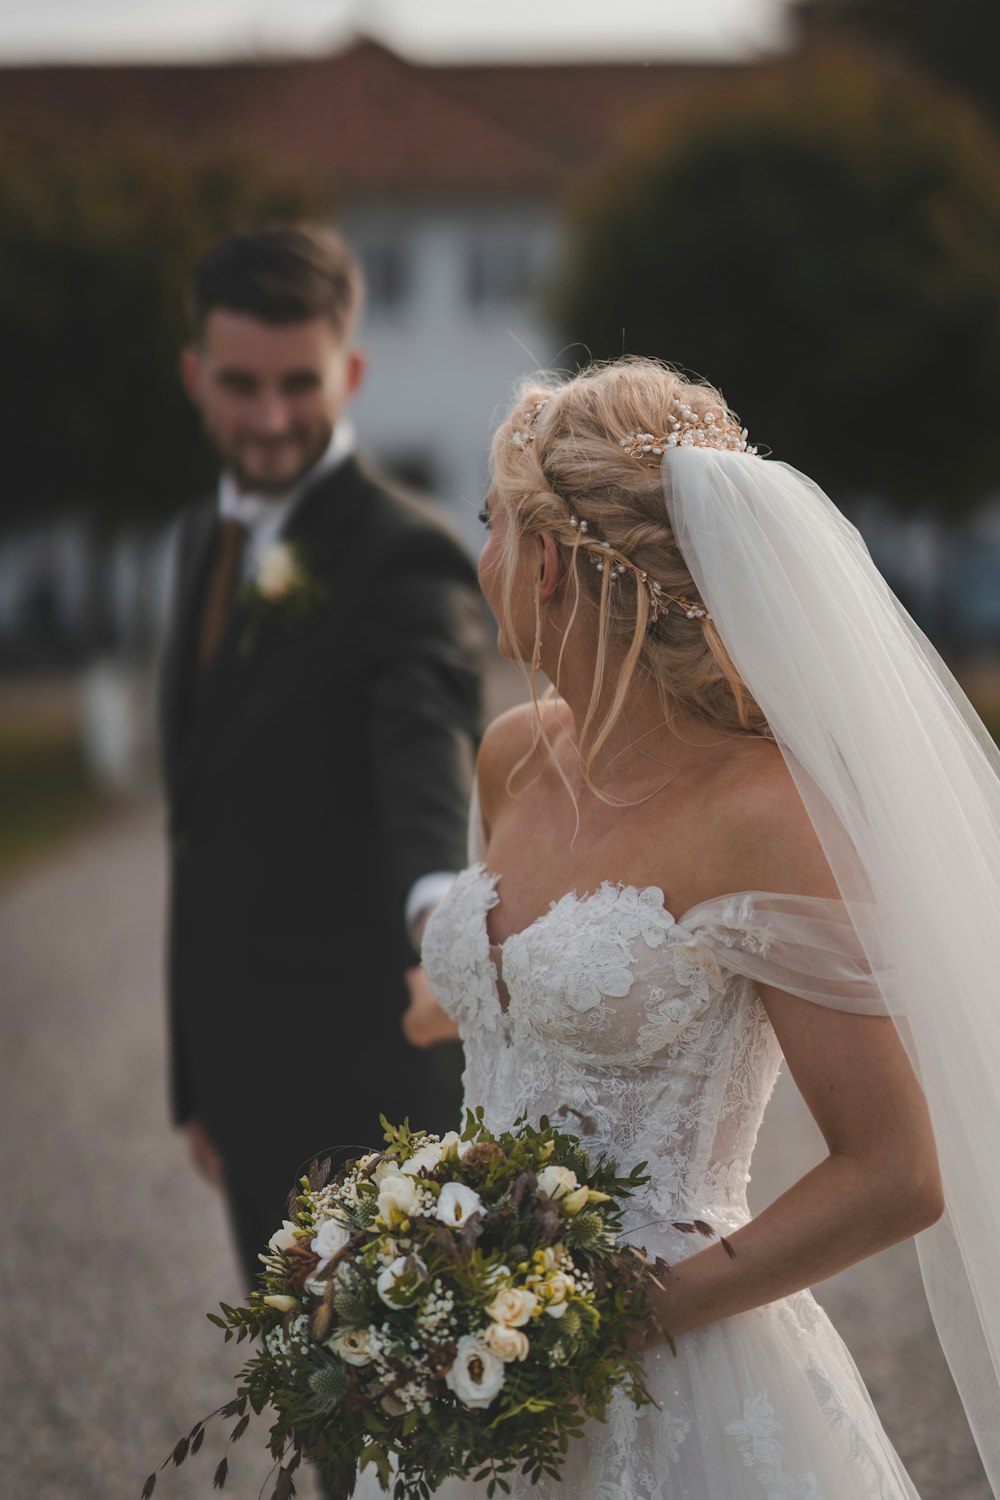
[709,738,840,901]
[477,699,570,835]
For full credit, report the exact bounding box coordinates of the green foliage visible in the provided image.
[556,48,1000,512]
[0,137,319,529]
[156,1115,663,1500]
[0,722,98,878]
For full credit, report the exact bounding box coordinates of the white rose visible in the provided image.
[536,1165,578,1201]
[544,1301,568,1319]
[329,1328,372,1367]
[311,1218,351,1263]
[259,1219,299,1262]
[401,1141,445,1177]
[484,1323,530,1362]
[377,1173,423,1227]
[255,542,301,600]
[435,1181,483,1228]
[444,1335,505,1409]
[376,1254,427,1308]
[485,1286,537,1328]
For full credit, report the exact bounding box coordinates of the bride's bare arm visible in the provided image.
[645,759,944,1340]
[646,992,943,1340]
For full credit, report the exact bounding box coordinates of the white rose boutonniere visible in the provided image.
[255,542,303,600]
[240,541,328,654]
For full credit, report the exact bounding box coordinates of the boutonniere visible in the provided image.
[239,542,328,654]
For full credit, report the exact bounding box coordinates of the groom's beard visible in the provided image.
[216,420,334,496]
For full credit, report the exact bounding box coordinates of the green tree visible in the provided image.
[556,50,1000,511]
[793,0,1000,122]
[0,139,320,529]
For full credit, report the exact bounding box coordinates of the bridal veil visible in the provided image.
[662,446,1000,1492]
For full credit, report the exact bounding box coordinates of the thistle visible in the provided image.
[308,1363,349,1408]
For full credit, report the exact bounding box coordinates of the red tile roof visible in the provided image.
[0,38,738,195]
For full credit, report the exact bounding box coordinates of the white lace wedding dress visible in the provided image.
[414,863,921,1500]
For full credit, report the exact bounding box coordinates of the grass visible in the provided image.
[0,723,102,881]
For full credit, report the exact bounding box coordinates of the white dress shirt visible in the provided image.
[217,419,356,581]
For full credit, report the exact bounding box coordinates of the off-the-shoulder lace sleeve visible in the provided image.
[678,891,897,1015]
[467,777,487,865]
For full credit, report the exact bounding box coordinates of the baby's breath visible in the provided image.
[160,1114,661,1500]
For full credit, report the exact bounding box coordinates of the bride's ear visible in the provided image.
[537,533,564,604]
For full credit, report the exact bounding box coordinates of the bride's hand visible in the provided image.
[402,965,460,1047]
[626,1248,677,1354]
[185,1117,225,1189]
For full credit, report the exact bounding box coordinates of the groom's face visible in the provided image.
[182,311,365,494]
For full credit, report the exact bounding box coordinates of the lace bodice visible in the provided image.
[422,866,882,1249]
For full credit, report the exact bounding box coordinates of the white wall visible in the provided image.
[342,199,561,554]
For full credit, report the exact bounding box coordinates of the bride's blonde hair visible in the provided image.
[488,357,773,783]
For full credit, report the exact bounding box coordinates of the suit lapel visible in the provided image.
[167,458,369,805]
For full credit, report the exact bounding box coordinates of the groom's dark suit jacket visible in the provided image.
[159,456,484,1206]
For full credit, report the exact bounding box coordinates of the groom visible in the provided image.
[159,225,484,1284]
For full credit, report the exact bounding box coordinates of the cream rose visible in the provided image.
[435,1181,483,1228]
[255,542,302,600]
[536,1165,578,1201]
[544,1271,574,1304]
[444,1335,505,1409]
[485,1287,537,1328]
[329,1328,373,1367]
[484,1323,530,1362]
[377,1172,423,1227]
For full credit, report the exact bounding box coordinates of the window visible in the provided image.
[466,241,539,311]
[360,241,410,314]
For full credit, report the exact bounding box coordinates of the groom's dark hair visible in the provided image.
[189,224,364,341]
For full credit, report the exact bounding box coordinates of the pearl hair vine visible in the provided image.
[621,403,755,457]
[567,515,710,624]
[510,399,549,450]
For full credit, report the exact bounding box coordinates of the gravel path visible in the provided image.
[0,803,989,1500]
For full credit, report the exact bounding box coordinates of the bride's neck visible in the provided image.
[543,647,733,789]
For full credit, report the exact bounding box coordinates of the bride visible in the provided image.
[403,357,1000,1497]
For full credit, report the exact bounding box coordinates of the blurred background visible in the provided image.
[2,2,999,1497]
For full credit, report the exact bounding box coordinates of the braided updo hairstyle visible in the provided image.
[488,357,773,776]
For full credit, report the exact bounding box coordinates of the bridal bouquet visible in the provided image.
[145,1112,659,1500]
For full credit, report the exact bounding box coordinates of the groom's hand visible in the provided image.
[185,1118,225,1189]
[402,965,460,1047]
